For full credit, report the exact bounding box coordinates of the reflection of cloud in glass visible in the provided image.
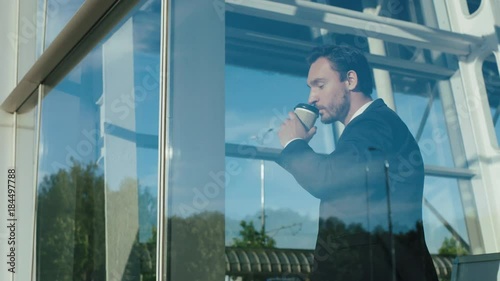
[44,0,87,48]
[133,4,161,53]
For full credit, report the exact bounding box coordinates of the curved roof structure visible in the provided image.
[226,247,454,279]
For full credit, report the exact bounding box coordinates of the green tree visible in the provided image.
[37,161,106,281]
[232,220,276,248]
[438,237,469,256]
[36,161,158,281]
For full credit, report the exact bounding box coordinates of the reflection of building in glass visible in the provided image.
[1,0,500,281]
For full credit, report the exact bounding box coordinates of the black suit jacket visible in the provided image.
[278,99,438,281]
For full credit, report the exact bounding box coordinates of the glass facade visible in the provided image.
[483,54,500,148]
[466,0,482,15]
[35,1,161,280]
[393,75,456,168]
[40,0,86,51]
[16,0,87,81]
[164,0,225,280]
[3,0,500,281]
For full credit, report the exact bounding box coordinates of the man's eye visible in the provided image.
[318,84,324,89]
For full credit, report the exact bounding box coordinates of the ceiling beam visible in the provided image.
[226,0,483,56]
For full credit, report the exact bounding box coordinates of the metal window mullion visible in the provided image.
[436,73,486,253]
[40,0,48,54]
[156,0,171,280]
[31,85,43,281]
[14,0,20,83]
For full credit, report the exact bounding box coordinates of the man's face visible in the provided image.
[307,57,351,124]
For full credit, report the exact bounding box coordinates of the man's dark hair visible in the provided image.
[307,45,374,96]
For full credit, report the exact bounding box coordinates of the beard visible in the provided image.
[320,88,351,124]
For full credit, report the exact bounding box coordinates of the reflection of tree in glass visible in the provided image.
[436,237,467,281]
[36,161,158,281]
[37,161,106,281]
[438,237,469,257]
[232,220,276,249]
[124,228,157,281]
[168,212,225,281]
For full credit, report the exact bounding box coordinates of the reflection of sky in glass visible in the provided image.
[42,0,86,50]
[423,177,469,253]
[485,57,500,147]
[225,65,329,249]
[40,27,160,185]
[225,157,319,249]
[491,106,500,147]
[394,84,455,167]
[226,65,334,154]
[38,0,161,243]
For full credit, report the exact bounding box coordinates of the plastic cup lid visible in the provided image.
[294,103,319,115]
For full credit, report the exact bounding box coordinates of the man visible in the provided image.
[277,45,438,281]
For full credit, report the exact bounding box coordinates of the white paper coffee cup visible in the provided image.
[294,103,319,131]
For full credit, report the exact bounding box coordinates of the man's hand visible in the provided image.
[278,112,317,147]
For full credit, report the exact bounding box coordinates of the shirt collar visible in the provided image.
[349,100,374,123]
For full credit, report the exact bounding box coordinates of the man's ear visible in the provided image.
[345,70,358,91]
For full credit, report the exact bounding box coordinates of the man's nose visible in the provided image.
[308,92,317,106]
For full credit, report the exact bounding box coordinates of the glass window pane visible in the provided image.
[225,158,319,250]
[165,0,226,280]
[41,0,86,50]
[393,74,456,167]
[423,176,470,256]
[466,0,482,15]
[226,65,335,154]
[15,0,40,81]
[221,6,495,281]
[482,54,500,147]
[35,1,161,280]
